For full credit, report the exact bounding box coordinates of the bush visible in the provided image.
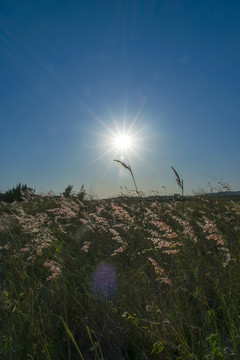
[77,185,86,200]
[3,183,35,202]
[63,185,73,197]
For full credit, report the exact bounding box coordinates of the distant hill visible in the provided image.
[108,191,240,202]
[1,190,240,203]
[204,191,240,199]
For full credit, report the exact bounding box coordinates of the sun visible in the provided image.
[95,120,147,163]
[114,134,132,150]
[85,104,153,172]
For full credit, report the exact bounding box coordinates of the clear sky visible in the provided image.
[1,0,240,198]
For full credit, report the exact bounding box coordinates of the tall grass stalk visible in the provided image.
[171,166,184,198]
[114,159,140,197]
[1,191,240,359]
[61,318,85,360]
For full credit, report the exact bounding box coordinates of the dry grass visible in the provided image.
[171,166,184,198]
[0,194,240,359]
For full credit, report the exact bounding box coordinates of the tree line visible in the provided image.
[0,183,86,202]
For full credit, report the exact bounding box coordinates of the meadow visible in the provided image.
[1,192,240,359]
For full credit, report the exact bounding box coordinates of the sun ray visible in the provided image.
[82,98,164,182]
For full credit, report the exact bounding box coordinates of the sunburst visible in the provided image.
[113,134,132,151]
[81,100,158,175]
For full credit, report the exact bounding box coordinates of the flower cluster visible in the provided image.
[44,260,61,281]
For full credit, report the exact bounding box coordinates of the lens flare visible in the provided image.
[92,262,117,301]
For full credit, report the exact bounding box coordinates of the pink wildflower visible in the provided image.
[44,260,61,281]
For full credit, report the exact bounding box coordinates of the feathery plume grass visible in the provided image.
[114,159,140,197]
[1,185,240,359]
[171,166,184,198]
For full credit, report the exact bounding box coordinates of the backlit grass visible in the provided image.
[0,194,240,359]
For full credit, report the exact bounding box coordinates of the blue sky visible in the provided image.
[1,0,240,197]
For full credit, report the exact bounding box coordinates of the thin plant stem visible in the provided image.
[129,166,140,197]
[114,159,139,197]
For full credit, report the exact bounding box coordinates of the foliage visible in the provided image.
[3,183,35,202]
[0,194,240,359]
[63,184,73,197]
[77,185,86,201]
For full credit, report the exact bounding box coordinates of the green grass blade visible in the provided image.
[61,318,85,360]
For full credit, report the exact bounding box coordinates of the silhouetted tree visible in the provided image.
[4,183,35,202]
[63,185,73,197]
[77,185,86,200]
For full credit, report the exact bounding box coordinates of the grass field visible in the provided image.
[1,194,240,359]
